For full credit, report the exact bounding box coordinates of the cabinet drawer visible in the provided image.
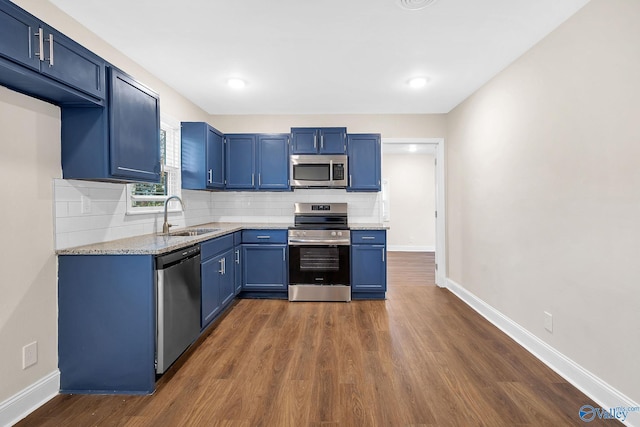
[201,234,233,260]
[351,230,386,244]
[242,229,287,244]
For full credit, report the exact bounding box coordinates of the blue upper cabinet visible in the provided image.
[0,0,105,105]
[257,134,289,190]
[38,25,106,102]
[347,133,381,192]
[61,66,161,183]
[108,68,161,182]
[225,134,256,189]
[290,127,347,154]
[225,133,290,191]
[181,122,225,190]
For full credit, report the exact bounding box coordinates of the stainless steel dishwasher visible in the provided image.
[155,244,201,374]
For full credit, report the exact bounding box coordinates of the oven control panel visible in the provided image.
[287,229,351,245]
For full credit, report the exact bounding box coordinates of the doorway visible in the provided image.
[381,138,445,287]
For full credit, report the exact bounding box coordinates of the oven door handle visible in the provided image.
[288,238,351,246]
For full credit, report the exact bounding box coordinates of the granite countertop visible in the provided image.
[56,222,389,256]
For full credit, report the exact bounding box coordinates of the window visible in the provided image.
[126,117,181,214]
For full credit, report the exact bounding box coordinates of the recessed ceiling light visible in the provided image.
[408,77,428,89]
[396,0,437,11]
[227,78,246,89]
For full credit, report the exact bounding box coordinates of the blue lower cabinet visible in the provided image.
[351,230,387,299]
[241,229,287,297]
[201,235,235,328]
[201,254,223,326]
[58,255,156,394]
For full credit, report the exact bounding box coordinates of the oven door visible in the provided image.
[288,244,350,286]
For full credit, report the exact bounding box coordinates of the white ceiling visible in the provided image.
[50,0,589,115]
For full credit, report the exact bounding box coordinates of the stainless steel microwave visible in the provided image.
[290,154,348,188]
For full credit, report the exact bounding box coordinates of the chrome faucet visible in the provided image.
[162,195,184,234]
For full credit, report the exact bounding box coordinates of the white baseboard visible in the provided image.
[0,370,59,427]
[445,278,639,427]
[387,245,435,252]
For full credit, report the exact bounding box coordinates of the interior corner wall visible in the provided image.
[446,0,639,404]
[0,87,61,404]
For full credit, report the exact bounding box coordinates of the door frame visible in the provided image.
[381,137,446,287]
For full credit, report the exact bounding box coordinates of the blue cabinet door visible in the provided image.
[351,244,387,292]
[291,127,347,154]
[181,122,224,190]
[290,128,317,154]
[242,244,287,290]
[225,134,256,189]
[39,25,106,101]
[257,133,290,190]
[347,133,381,192]
[0,2,41,71]
[109,67,161,182]
[201,254,222,327]
[319,127,347,154]
[207,126,225,189]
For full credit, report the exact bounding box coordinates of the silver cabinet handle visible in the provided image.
[259,173,261,186]
[349,175,352,187]
[382,250,385,263]
[235,249,240,264]
[223,257,226,274]
[314,134,317,149]
[320,134,324,149]
[208,169,213,184]
[251,173,254,186]
[47,32,54,66]
[282,247,286,261]
[257,235,271,239]
[362,236,376,240]
[35,28,44,61]
[218,258,224,274]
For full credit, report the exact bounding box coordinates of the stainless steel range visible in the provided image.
[288,203,351,302]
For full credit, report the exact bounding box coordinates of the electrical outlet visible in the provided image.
[81,195,91,214]
[23,341,37,369]
[544,312,553,333]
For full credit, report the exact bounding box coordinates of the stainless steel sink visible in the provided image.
[167,228,220,237]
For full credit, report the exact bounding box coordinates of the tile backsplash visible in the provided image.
[54,180,381,249]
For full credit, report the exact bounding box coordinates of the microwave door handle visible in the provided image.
[329,160,333,182]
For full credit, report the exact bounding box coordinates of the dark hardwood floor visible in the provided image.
[18,251,616,426]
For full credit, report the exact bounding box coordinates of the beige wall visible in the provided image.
[446,0,639,403]
[382,153,435,250]
[0,87,60,403]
